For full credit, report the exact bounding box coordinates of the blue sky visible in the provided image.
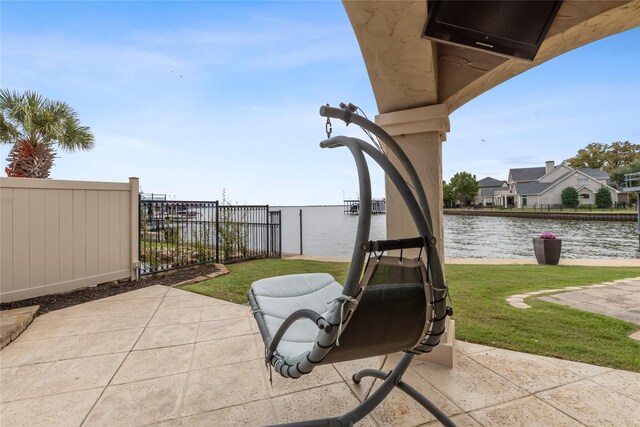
[2,1,638,205]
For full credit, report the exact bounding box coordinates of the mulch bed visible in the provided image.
[0,264,219,316]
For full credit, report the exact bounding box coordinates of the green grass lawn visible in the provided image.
[181,259,640,371]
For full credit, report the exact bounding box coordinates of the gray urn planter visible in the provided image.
[533,238,562,265]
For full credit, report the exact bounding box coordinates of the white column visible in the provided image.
[375,104,455,368]
[375,104,449,259]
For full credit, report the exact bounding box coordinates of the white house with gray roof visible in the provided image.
[481,161,622,208]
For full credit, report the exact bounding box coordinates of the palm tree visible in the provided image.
[1,89,95,178]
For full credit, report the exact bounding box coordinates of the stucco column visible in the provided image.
[375,104,449,260]
[376,105,454,368]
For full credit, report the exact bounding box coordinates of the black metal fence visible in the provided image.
[139,199,281,276]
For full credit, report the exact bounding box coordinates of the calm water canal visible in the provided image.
[275,205,640,260]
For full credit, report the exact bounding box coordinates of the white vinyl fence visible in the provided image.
[0,177,139,302]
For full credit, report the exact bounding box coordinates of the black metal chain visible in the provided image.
[325,116,332,139]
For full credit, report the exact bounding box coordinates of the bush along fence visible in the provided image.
[139,199,281,276]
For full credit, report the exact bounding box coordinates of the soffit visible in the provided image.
[343,0,640,115]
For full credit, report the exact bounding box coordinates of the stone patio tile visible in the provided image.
[0,387,103,427]
[262,362,343,398]
[589,370,640,402]
[370,364,463,427]
[411,355,528,412]
[16,316,101,341]
[181,360,269,417]
[106,285,170,300]
[455,341,495,355]
[597,288,633,296]
[202,296,234,306]
[109,297,163,315]
[421,413,482,426]
[112,344,194,385]
[332,355,386,401]
[191,334,260,370]
[539,296,574,306]
[612,312,640,324]
[468,395,583,426]
[33,300,116,320]
[196,317,253,342]
[63,328,144,359]
[611,284,640,292]
[88,310,155,333]
[0,335,79,367]
[19,353,126,399]
[84,373,187,426]
[560,293,597,303]
[148,306,203,327]
[270,382,377,426]
[134,323,199,350]
[165,286,190,295]
[540,356,612,378]
[469,348,581,393]
[200,303,249,322]
[510,302,531,309]
[156,399,278,426]
[536,379,640,427]
[159,294,206,310]
[0,362,53,402]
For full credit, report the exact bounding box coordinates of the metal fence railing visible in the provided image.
[139,199,281,276]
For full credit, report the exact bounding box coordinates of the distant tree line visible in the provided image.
[565,141,639,186]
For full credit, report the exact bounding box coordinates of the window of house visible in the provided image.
[580,193,590,199]
[577,178,588,186]
[522,195,527,206]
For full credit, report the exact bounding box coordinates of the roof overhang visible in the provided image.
[343,0,640,114]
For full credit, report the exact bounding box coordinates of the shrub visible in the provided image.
[595,187,613,208]
[561,186,579,207]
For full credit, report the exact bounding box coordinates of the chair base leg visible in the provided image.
[266,353,456,427]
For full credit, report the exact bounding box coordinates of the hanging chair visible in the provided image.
[248,104,454,427]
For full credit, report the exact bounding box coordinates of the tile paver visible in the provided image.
[536,379,640,427]
[468,396,582,426]
[0,388,104,427]
[506,277,640,328]
[1,284,639,426]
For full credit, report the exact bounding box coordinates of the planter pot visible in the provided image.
[533,238,562,265]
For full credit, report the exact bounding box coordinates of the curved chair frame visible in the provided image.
[248,105,454,426]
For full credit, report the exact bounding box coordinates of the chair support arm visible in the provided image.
[267,309,332,362]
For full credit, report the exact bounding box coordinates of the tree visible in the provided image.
[565,141,640,172]
[609,160,640,204]
[1,89,94,178]
[561,186,579,207]
[595,187,612,209]
[442,180,455,207]
[448,172,478,206]
[609,159,640,187]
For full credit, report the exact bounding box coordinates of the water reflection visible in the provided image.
[443,215,639,259]
[275,206,639,259]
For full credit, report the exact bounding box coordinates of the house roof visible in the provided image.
[478,177,504,188]
[514,182,552,195]
[480,186,502,197]
[579,168,609,180]
[509,167,546,182]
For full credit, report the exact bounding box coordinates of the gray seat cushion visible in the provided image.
[251,273,343,361]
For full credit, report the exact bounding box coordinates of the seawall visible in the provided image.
[444,209,636,222]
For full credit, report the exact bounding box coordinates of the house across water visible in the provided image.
[476,161,626,208]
